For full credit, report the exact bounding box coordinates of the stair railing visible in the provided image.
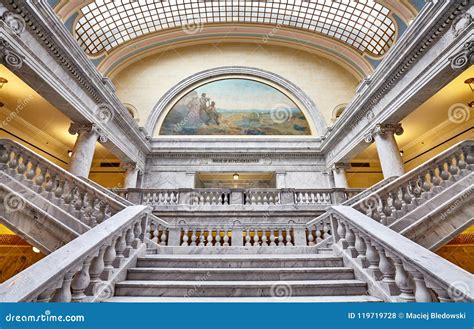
[0,205,149,302]
[329,206,473,302]
[352,140,473,225]
[0,139,125,228]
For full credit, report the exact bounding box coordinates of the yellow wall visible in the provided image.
[111,43,360,135]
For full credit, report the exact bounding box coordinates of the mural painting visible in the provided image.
[159,79,311,135]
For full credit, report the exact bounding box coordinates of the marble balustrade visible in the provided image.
[329,206,473,302]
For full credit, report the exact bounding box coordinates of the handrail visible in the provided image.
[0,139,124,227]
[353,140,473,225]
[330,206,473,302]
[0,205,149,302]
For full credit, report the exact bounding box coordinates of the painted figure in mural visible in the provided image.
[206,101,220,125]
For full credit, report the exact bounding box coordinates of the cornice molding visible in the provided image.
[3,1,150,156]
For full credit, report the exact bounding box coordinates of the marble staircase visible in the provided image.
[109,254,380,302]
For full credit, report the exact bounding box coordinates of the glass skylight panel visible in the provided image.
[76,0,396,56]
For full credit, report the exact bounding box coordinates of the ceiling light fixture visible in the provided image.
[233,173,239,180]
[464,78,474,92]
[0,77,8,89]
[32,246,41,253]
[67,150,73,157]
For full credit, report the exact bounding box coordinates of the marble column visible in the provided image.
[68,123,99,177]
[122,162,139,188]
[332,163,350,188]
[366,123,404,178]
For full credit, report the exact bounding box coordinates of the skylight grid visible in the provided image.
[76,0,396,56]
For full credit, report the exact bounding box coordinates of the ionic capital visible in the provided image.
[451,40,474,71]
[0,38,23,69]
[332,162,351,171]
[121,162,137,171]
[68,122,108,143]
[364,123,403,143]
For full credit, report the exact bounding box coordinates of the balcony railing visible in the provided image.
[114,187,363,211]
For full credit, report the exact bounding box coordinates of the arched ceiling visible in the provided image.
[53,0,419,78]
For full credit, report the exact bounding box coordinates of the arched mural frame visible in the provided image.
[145,66,328,137]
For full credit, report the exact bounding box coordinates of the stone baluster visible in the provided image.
[375,244,399,296]
[344,225,357,257]
[190,229,197,246]
[223,230,230,246]
[408,269,433,302]
[51,272,75,302]
[448,154,459,177]
[391,256,416,302]
[160,228,168,245]
[87,246,106,295]
[152,223,159,244]
[182,229,189,246]
[245,229,251,246]
[124,227,134,256]
[307,227,315,246]
[261,230,268,246]
[285,228,293,246]
[322,222,330,239]
[315,224,322,243]
[36,288,56,302]
[71,257,93,302]
[277,229,284,246]
[354,230,368,268]
[253,229,260,246]
[364,239,382,280]
[198,230,205,246]
[269,229,276,246]
[336,220,347,249]
[102,237,118,280]
[133,220,143,248]
[206,230,213,246]
[113,230,127,268]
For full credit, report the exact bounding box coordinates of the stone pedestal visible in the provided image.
[367,123,405,178]
[68,123,99,177]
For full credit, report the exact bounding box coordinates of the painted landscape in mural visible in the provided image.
[159,79,311,135]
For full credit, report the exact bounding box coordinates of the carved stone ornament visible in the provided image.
[365,123,403,143]
[332,162,351,171]
[1,11,26,34]
[451,41,474,71]
[121,162,137,171]
[68,123,95,136]
[0,38,23,69]
[451,13,472,37]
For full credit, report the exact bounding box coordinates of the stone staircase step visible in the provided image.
[137,254,343,268]
[127,267,355,281]
[114,280,368,297]
[106,295,382,303]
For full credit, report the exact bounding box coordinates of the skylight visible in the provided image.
[76,0,396,56]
